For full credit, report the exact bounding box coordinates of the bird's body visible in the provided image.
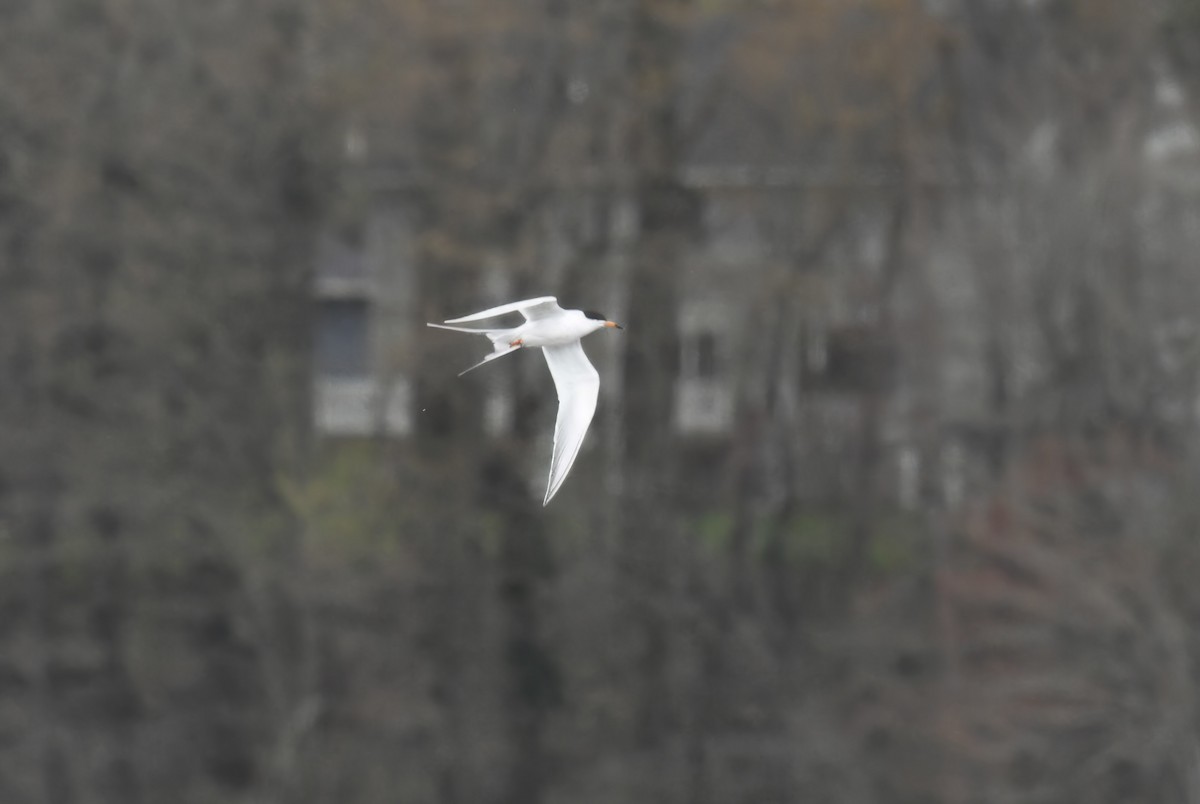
[427,296,622,505]
[505,312,601,348]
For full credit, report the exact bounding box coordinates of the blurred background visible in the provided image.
[3,0,1200,802]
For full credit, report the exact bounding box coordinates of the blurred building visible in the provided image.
[312,199,417,438]
[311,165,942,509]
[311,41,1200,511]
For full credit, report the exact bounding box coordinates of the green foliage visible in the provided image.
[766,511,846,565]
[695,510,734,550]
[865,512,923,572]
[278,441,409,565]
[690,508,923,573]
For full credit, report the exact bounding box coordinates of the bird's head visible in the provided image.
[583,309,623,330]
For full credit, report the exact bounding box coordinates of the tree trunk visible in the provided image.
[620,0,698,759]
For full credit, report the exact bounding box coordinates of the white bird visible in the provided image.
[428,296,623,506]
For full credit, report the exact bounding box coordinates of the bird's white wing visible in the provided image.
[444,296,562,323]
[540,341,600,505]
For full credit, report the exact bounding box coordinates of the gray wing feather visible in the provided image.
[540,342,599,505]
[444,296,561,323]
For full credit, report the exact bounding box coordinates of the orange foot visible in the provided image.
[509,338,524,348]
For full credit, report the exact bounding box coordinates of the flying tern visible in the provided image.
[428,296,622,505]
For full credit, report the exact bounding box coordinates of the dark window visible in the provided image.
[695,332,718,379]
[681,331,720,380]
[316,299,369,378]
[802,324,894,392]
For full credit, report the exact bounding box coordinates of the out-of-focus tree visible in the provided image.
[928,4,1200,803]
[4,0,1199,802]
[0,1,329,800]
[941,434,1196,804]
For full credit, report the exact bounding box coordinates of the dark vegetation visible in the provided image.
[2,1,1200,802]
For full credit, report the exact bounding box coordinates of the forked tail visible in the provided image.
[426,322,522,376]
